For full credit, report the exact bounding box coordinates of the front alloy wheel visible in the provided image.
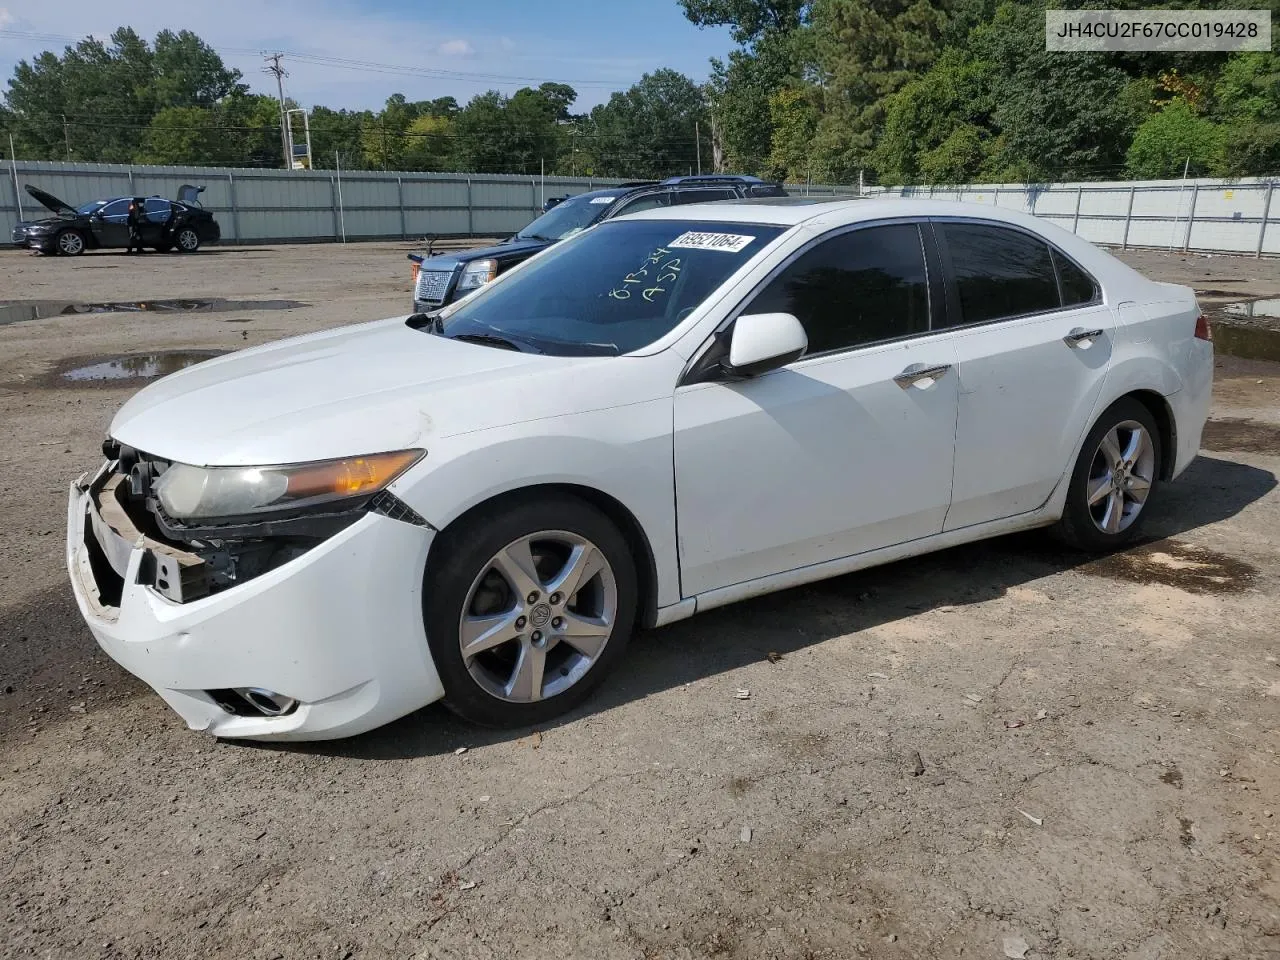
[57,230,85,255]
[460,532,617,703]
[424,494,638,727]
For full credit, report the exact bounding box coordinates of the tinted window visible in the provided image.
[747,224,930,355]
[673,188,737,205]
[143,199,172,223]
[1053,249,1099,306]
[940,223,1060,324]
[613,192,670,216]
[99,199,130,220]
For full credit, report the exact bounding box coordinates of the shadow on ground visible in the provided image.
[302,454,1276,760]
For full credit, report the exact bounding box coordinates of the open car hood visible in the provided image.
[25,184,77,217]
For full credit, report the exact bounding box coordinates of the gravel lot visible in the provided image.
[1,241,1278,960]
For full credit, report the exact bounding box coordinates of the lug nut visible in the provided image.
[531,630,542,642]
[527,591,539,604]
[552,617,563,629]
[549,592,563,605]
[515,616,527,629]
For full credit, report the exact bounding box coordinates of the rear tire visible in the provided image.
[56,229,86,256]
[1054,398,1162,551]
[424,494,638,727]
[175,227,200,253]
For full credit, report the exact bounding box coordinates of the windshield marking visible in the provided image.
[609,246,683,302]
[669,231,756,253]
[590,196,615,204]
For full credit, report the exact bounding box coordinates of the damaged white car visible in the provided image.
[67,198,1212,740]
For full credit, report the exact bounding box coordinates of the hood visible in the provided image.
[419,237,552,269]
[25,184,77,217]
[109,316,619,466]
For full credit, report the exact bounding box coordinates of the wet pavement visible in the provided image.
[0,298,307,326]
[55,350,224,384]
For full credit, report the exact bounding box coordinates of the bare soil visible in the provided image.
[1,243,1278,960]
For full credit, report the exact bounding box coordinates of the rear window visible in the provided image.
[939,223,1061,325]
[1053,249,1100,306]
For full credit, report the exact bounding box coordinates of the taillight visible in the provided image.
[1194,314,1212,341]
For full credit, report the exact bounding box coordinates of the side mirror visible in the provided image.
[723,313,807,378]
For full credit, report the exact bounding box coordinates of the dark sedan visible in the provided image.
[12,184,221,255]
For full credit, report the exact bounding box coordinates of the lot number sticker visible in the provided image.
[590,196,616,204]
[669,231,756,253]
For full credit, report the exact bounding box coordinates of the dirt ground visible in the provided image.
[1,241,1278,960]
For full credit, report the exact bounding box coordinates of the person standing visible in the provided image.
[126,197,145,255]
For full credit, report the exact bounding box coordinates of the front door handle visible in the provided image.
[894,363,951,389]
[1063,327,1105,348]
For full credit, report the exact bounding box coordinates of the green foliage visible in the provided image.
[581,69,708,178]
[1125,99,1226,178]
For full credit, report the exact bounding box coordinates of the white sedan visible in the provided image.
[66,198,1213,740]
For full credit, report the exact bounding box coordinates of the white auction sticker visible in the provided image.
[669,231,755,253]
[590,196,616,204]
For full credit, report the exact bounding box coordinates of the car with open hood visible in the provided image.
[409,175,788,311]
[12,184,221,255]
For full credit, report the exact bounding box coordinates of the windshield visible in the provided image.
[429,219,785,356]
[515,193,613,241]
[76,201,105,215]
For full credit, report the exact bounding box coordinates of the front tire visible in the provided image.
[56,229,86,256]
[424,495,638,727]
[1055,398,1161,551]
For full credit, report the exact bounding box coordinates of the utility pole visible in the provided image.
[263,53,291,170]
[61,114,71,160]
[695,121,701,175]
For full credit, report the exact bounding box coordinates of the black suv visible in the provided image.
[410,175,787,311]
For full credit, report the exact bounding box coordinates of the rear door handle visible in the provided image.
[894,363,951,389]
[1063,327,1105,348]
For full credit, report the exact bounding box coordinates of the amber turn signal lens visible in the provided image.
[284,450,423,499]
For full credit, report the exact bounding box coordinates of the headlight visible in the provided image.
[456,258,498,293]
[153,449,424,521]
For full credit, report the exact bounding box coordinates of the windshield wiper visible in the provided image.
[517,233,558,242]
[448,332,541,353]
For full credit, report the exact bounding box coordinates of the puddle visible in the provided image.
[1212,321,1280,362]
[1225,298,1280,319]
[1077,539,1257,594]
[57,351,224,383]
[0,298,306,326]
[1202,418,1280,455]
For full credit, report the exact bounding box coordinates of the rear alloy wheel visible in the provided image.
[56,229,85,256]
[424,495,637,727]
[175,227,200,253]
[1055,398,1161,550]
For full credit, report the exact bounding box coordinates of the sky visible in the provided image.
[0,0,735,112]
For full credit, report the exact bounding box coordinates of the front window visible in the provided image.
[516,193,613,241]
[426,219,785,356]
[75,201,106,215]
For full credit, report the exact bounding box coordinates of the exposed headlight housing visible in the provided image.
[152,449,424,521]
[456,258,498,294]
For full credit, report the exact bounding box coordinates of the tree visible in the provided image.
[1125,99,1226,178]
[582,70,707,178]
[402,115,456,171]
[766,85,821,180]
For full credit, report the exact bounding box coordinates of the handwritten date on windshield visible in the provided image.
[608,247,682,302]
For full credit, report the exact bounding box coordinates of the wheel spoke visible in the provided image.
[460,611,521,658]
[1103,490,1125,533]
[1099,429,1122,467]
[492,538,543,600]
[1121,427,1148,469]
[547,543,605,602]
[558,611,612,659]
[1087,472,1113,506]
[1126,474,1152,502]
[505,643,546,701]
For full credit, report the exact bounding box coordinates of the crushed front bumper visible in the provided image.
[66,462,445,740]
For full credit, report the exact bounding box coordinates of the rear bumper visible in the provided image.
[1170,339,1213,478]
[66,462,445,740]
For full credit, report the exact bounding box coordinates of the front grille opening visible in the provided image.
[82,518,124,608]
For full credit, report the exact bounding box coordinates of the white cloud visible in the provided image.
[0,8,14,29]
[499,36,516,51]
[436,38,474,58]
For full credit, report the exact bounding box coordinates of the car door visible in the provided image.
[90,198,131,247]
[934,220,1114,531]
[673,221,960,597]
[141,199,172,246]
